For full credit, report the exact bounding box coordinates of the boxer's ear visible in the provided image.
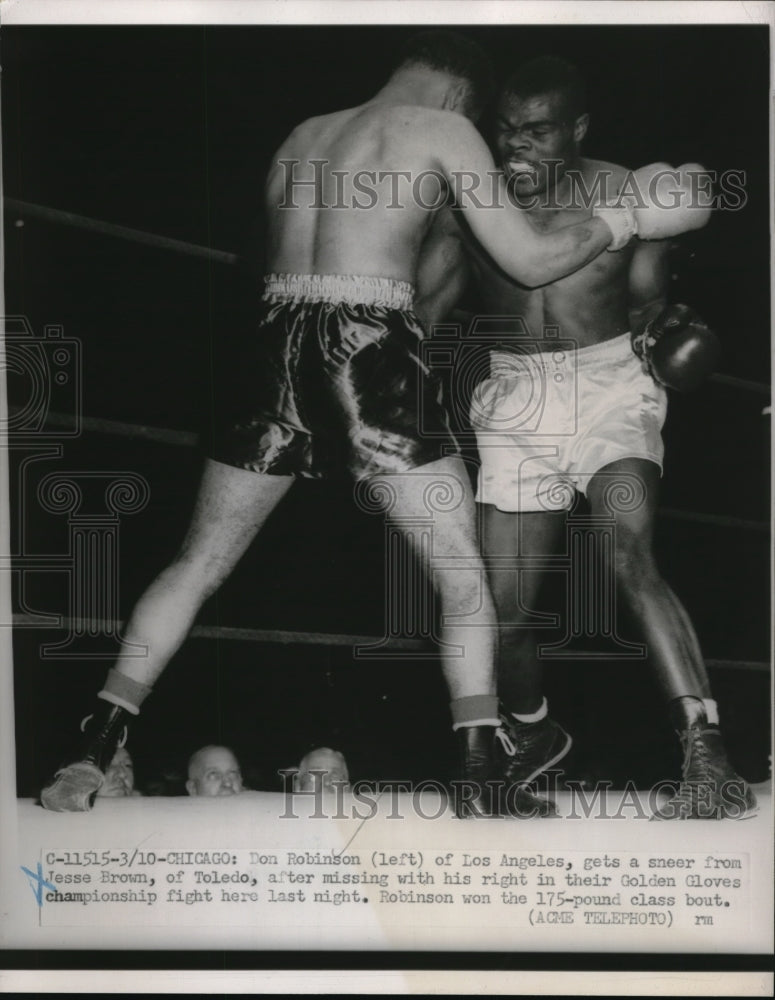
[573,113,589,144]
[443,81,468,114]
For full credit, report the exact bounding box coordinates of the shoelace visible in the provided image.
[500,716,547,757]
[494,727,516,756]
[661,729,716,814]
[680,727,714,785]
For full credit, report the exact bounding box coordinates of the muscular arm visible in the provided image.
[414,208,470,330]
[628,238,672,336]
[434,116,614,287]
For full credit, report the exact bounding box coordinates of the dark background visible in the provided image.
[3,25,771,796]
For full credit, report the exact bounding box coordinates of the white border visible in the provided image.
[0,970,773,996]
[0,0,773,27]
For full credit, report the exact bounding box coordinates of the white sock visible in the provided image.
[452,719,501,731]
[512,698,548,724]
[703,698,719,725]
[97,691,140,716]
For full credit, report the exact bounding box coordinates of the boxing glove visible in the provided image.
[593,163,712,249]
[631,303,720,391]
[631,162,712,241]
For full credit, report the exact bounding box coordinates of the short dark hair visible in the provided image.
[502,55,587,118]
[395,30,496,116]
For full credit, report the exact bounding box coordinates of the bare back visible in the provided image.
[265,104,453,282]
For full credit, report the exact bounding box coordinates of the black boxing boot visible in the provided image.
[40,701,131,812]
[499,712,572,785]
[454,725,497,818]
[495,725,559,818]
[651,696,758,820]
[455,726,557,818]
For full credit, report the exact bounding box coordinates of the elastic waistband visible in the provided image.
[489,332,633,377]
[263,273,415,310]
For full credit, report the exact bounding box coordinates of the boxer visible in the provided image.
[420,55,753,819]
[40,34,708,818]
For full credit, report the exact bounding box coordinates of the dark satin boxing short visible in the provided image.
[210,273,459,479]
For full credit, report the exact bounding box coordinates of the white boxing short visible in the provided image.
[472,332,668,512]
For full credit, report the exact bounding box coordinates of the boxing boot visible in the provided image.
[499,712,572,785]
[40,701,131,812]
[455,725,557,818]
[651,697,757,820]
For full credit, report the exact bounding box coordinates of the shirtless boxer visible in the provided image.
[423,56,754,819]
[40,34,706,817]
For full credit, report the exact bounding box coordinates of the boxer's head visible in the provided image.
[97,747,135,798]
[186,745,243,797]
[496,56,589,201]
[393,30,495,121]
[293,747,349,793]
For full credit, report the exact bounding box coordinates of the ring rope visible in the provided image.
[4,197,242,267]
[707,373,771,397]
[7,404,200,448]
[10,613,769,672]
[655,508,768,533]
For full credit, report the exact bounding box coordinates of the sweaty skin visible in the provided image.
[417,90,670,342]
[466,157,642,346]
[264,75,618,289]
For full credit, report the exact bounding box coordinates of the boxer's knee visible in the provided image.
[159,548,232,603]
[433,563,493,620]
[612,538,662,594]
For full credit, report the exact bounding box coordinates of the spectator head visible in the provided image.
[293,747,350,793]
[97,747,136,798]
[186,745,243,797]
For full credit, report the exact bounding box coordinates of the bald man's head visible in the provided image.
[186,745,243,797]
[294,747,349,792]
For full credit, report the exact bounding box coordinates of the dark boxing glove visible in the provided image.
[631,303,720,391]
